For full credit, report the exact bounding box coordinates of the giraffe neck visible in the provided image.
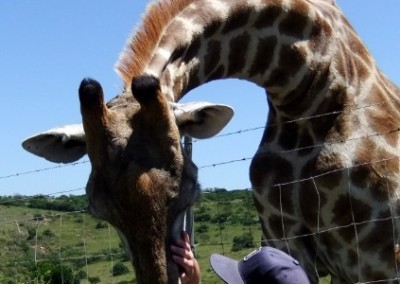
[116,0,387,121]
[107,1,400,281]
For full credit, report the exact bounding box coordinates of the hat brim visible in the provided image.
[210,254,244,284]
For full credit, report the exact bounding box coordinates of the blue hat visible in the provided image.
[210,247,310,284]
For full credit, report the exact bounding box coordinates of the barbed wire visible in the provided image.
[193,125,265,143]
[2,128,400,200]
[1,99,389,181]
[0,126,263,181]
[0,160,89,180]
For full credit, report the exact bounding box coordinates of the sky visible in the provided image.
[0,1,399,197]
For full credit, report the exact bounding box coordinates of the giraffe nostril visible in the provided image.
[78,78,104,108]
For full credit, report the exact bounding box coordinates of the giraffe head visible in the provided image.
[80,75,233,282]
[80,75,187,283]
[22,74,233,283]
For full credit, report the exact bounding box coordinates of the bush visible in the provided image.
[88,276,101,284]
[194,212,211,222]
[196,224,209,234]
[75,270,87,280]
[74,216,84,223]
[30,259,79,284]
[240,215,257,226]
[195,233,210,243]
[231,232,254,252]
[95,222,108,229]
[33,213,44,221]
[42,229,55,238]
[211,213,229,224]
[117,280,135,284]
[112,262,130,276]
[27,227,37,240]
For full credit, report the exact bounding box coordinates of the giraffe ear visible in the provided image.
[21,124,87,163]
[173,102,234,139]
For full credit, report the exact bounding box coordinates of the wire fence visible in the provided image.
[2,99,400,283]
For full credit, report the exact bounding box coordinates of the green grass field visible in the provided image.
[0,191,330,283]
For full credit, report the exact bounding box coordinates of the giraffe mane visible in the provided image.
[116,0,192,86]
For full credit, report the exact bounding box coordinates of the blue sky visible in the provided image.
[0,1,399,197]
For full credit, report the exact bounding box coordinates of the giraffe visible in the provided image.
[22,0,400,283]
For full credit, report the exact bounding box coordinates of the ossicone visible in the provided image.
[79,78,104,108]
[131,75,161,105]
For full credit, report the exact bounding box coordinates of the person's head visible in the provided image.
[210,247,310,284]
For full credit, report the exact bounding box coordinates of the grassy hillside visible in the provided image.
[0,205,133,283]
[0,190,329,283]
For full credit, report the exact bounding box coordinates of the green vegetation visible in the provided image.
[0,190,329,283]
[0,195,134,283]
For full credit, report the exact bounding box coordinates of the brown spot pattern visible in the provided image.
[222,6,251,34]
[250,153,294,189]
[207,65,225,82]
[248,36,277,77]
[268,214,285,239]
[204,40,221,76]
[228,33,251,75]
[278,121,299,150]
[279,8,309,39]
[203,19,222,39]
[278,44,307,77]
[366,107,400,148]
[299,180,322,228]
[253,6,281,29]
[297,129,315,156]
[313,170,344,191]
[347,33,371,64]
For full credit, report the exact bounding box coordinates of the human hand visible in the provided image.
[170,232,201,284]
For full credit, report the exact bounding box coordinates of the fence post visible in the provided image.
[183,135,195,255]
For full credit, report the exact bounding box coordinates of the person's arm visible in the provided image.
[170,232,201,284]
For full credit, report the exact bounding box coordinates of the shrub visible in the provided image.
[75,270,87,280]
[33,213,44,221]
[95,222,108,229]
[194,212,211,222]
[27,227,37,240]
[117,280,135,284]
[30,259,79,284]
[74,216,84,223]
[42,229,55,238]
[231,232,254,252]
[196,224,209,234]
[211,213,229,224]
[240,215,257,226]
[112,262,130,276]
[195,233,210,243]
[88,276,101,284]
